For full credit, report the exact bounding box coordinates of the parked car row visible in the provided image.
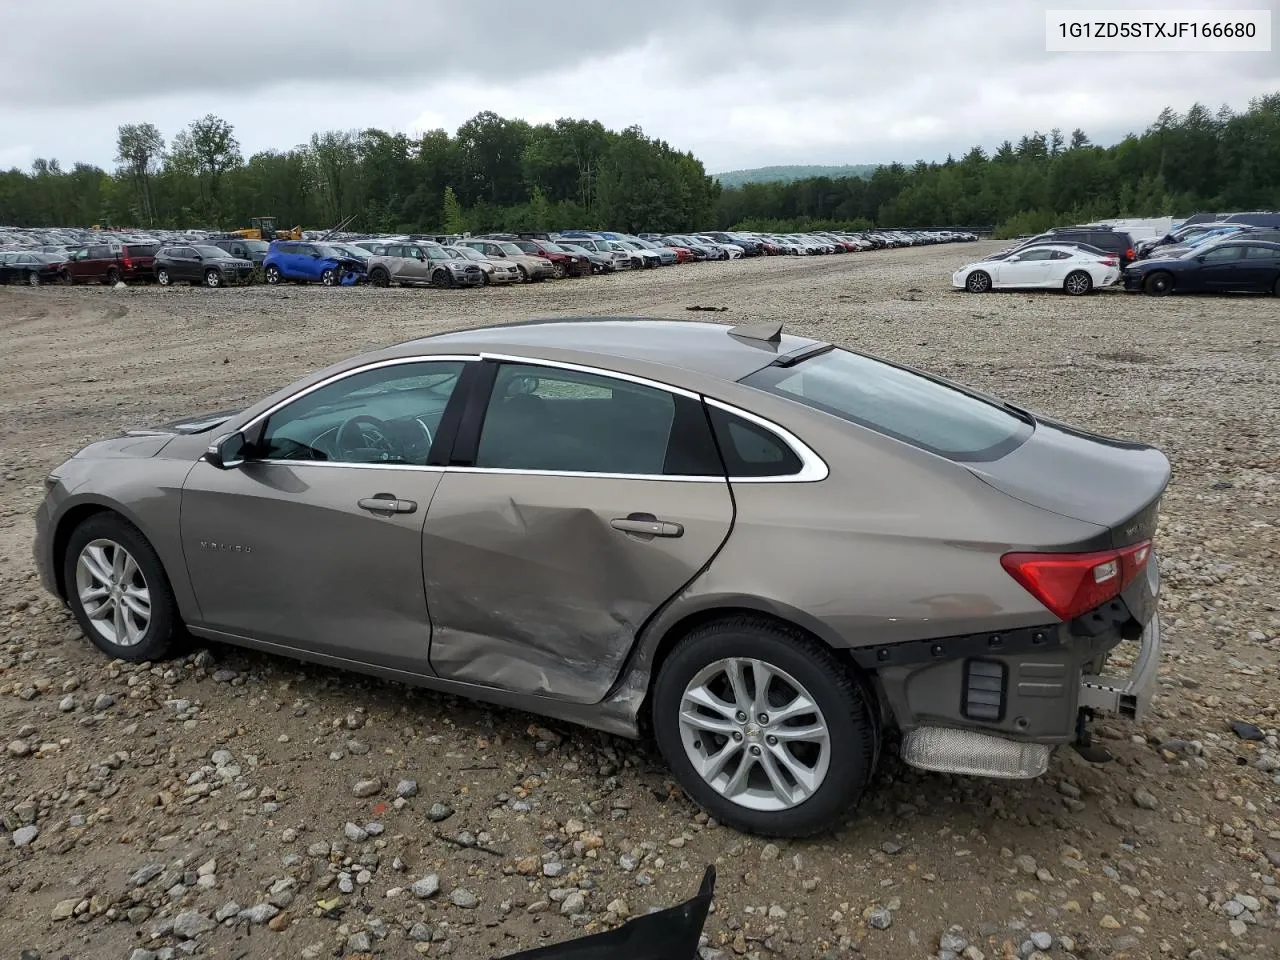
[950,215,1280,297]
[1,226,979,290]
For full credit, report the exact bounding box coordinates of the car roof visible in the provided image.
[386,318,826,384]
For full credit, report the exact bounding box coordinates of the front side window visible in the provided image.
[1201,246,1241,263]
[474,363,719,477]
[1016,249,1054,262]
[742,347,1032,462]
[258,360,465,465]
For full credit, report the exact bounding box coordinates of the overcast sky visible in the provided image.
[2,0,1277,175]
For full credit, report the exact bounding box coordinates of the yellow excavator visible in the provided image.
[234,216,302,241]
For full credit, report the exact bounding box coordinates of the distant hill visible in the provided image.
[712,164,880,188]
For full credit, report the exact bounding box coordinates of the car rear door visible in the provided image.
[421,358,734,704]
[1238,244,1280,291]
[180,357,472,673]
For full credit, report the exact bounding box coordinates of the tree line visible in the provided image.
[1,93,1277,237]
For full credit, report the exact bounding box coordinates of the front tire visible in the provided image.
[27,271,41,286]
[264,265,282,285]
[204,269,222,288]
[1063,270,1092,296]
[965,270,991,293]
[652,617,878,837]
[517,265,529,283]
[1144,271,1173,296]
[104,267,121,285]
[320,268,338,286]
[63,514,180,663]
[369,267,390,288]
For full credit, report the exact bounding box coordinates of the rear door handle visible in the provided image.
[610,514,684,538]
[358,495,417,515]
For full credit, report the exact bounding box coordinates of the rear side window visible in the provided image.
[125,244,158,257]
[474,363,721,477]
[709,407,803,477]
[742,348,1032,462]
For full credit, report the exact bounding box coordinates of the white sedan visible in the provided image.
[952,244,1119,295]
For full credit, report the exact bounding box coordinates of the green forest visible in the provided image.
[1,93,1277,237]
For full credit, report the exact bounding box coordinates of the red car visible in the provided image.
[509,239,591,278]
[662,244,697,263]
[60,241,158,285]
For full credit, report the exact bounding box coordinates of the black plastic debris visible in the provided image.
[1229,720,1265,741]
[498,865,716,960]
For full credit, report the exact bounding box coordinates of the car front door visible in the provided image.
[995,248,1054,286]
[169,247,195,282]
[421,359,734,704]
[400,245,431,282]
[179,358,472,672]
[1195,245,1244,290]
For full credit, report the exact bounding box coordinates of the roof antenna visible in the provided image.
[728,321,782,343]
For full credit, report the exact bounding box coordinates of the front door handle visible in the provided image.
[358,495,417,515]
[610,514,684,538]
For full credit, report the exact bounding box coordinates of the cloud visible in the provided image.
[1,0,1276,174]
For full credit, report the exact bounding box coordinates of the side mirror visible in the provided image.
[310,252,320,258]
[193,253,203,261]
[1007,255,1020,262]
[205,431,248,470]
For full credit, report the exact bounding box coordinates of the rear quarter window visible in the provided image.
[742,348,1033,462]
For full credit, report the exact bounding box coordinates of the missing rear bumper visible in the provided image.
[1078,613,1160,720]
[900,726,1052,779]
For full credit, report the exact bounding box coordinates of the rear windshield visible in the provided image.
[741,348,1033,461]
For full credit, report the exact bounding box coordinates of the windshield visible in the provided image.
[742,347,1033,462]
[453,246,484,260]
[334,244,369,258]
[498,243,525,256]
[313,244,344,259]
[539,241,568,254]
[423,244,448,258]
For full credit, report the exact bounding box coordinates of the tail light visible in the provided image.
[1125,247,1135,261]
[1001,541,1151,621]
[122,256,133,269]
[1100,256,1118,266]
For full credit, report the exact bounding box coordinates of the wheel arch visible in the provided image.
[50,500,139,601]
[628,596,877,737]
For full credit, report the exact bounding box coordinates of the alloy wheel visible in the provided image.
[75,539,151,647]
[156,269,171,286]
[678,657,831,812]
[1064,271,1091,295]
[27,271,40,286]
[966,271,991,293]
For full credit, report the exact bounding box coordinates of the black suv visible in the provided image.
[207,236,270,268]
[1015,227,1137,267]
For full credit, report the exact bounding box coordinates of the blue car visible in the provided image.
[263,241,366,286]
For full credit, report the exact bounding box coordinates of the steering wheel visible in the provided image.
[335,414,400,461]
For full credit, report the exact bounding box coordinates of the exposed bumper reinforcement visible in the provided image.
[900,726,1052,779]
[1077,613,1161,720]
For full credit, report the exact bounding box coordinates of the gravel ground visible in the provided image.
[1,243,1278,960]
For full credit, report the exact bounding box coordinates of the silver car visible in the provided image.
[34,319,1168,836]
[366,241,485,288]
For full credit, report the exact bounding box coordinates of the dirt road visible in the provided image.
[1,244,1277,959]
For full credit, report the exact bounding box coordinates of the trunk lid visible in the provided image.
[967,416,1171,548]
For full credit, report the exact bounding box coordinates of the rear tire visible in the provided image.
[63,513,181,664]
[1063,270,1092,296]
[1144,271,1173,296]
[156,268,171,286]
[652,616,878,837]
[1273,277,1280,297]
[965,270,991,293]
